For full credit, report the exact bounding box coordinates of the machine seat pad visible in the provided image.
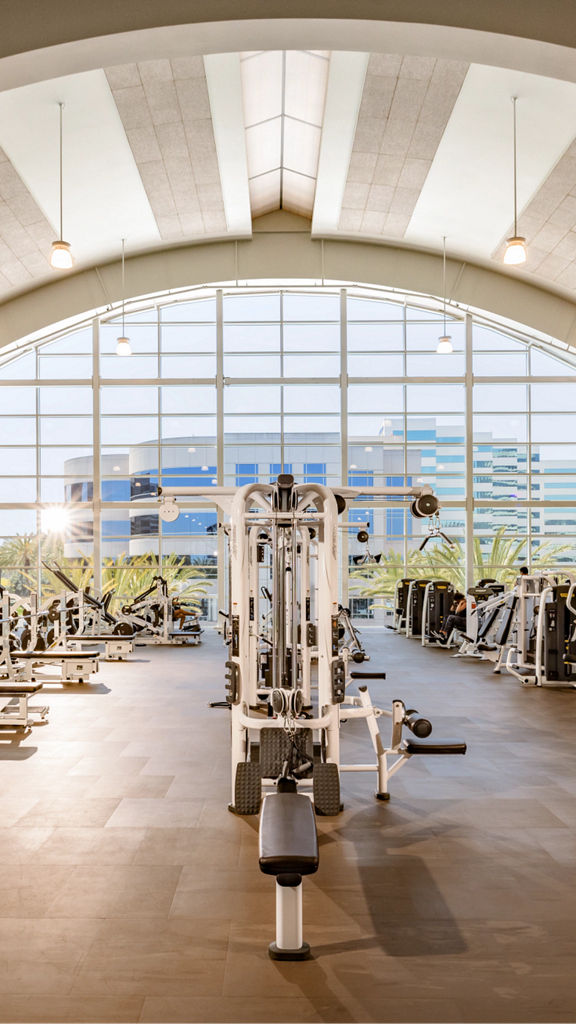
[259,793,319,877]
[0,682,43,695]
[169,629,201,637]
[14,650,99,660]
[405,738,467,756]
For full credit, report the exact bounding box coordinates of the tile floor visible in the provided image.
[1,628,575,1023]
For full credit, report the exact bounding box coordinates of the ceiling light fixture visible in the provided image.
[50,102,73,270]
[504,96,527,266]
[116,238,132,356]
[436,236,453,354]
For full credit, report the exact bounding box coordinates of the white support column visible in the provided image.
[217,289,225,615]
[92,316,102,594]
[340,287,349,606]
[465,312,474,591]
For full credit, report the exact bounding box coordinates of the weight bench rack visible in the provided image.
[0,682,48,727]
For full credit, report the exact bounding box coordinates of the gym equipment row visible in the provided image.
[159,475,466,960]
[43,561,203,649]
[395,570,576,689]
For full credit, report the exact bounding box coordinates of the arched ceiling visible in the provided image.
[3,6,576,334]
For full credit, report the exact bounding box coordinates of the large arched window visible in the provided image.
[1,284,575,619]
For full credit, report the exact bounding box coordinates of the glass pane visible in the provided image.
[473,476,528,500]
[283,293,340,320]
[0,448,36,474]
[161,325,216,352]
[41,448,93,475]
[473,508,529,534]
[531,476,576,499]
[284,324,339,351]
[284,354,340,377]
[348,297,403,321]
[100,417,157,446]
[474,383,527,412]
[161,387,216,414]
[0,352,36,379]
[161,416,216,440]
[405,354,465,376]
[101,386,159,415]
[42,328,92,354]
[405,384,465,412]
[224,354,281,377]
[101,355,159,378]
[161,298,216,322]
[225,386,281,414]
[223,325,280,352]
[475,445,528,473]
[348,384,403,413]
[473,414,527,443]
[0,510,36,534]
[160,356,216,378]
[0,418,36,444]
[0,478,36,501]
[348,354,404,376]
[0,386,36,413]
[532,508,576,535]
[531,382,576,411]
[531,445,576,473]
[532,415,576,444]
[223,293,280,321]
[530,348,574,374]
[40,417,93,445]
[39,386,92,415]
[38,356,93,379]
[473,352,527,375]
[283,385,340,413]
[473,325,525,350]
[347,324,404,351]
[349,414,404,441]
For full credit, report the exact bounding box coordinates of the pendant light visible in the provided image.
[50,102,73,270]
[116,238,132,356]
[503,96,527,266]
[436,236,453,354]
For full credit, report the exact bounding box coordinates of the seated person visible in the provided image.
[435,594,467,643]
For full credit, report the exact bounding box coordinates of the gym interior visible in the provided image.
[1,4,576,1024]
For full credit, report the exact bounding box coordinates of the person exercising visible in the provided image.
[435,593,467,643]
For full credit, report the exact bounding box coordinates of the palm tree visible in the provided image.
[351,527,572,606]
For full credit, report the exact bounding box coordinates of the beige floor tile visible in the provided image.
[48,865,182,918]
[35,827,147,864]
[0,995,143,1023]
[105,798,204,829]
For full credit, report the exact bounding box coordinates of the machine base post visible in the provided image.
[269,941,311,961]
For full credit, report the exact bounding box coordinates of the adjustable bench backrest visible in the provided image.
[259,792,319,878]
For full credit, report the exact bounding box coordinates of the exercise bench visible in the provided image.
[0,681,48,727]
[259,778,319,960]
[67,634,135,661]
[14,648,99,683]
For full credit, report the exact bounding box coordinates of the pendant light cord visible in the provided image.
[121,238,126,335]
[442,235,447,335]
[512,96,518,237]
[58,102,64,240]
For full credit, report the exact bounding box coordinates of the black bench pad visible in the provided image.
[72,635,135,642]
[259,793,319,877]
[405,738,467,756]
